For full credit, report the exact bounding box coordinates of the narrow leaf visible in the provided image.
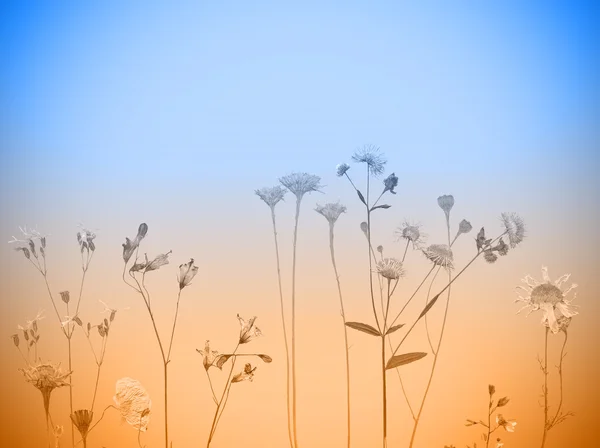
[356,190,367,206]
[370,204,391,211]
[215,354,233,369]
[385,323,405,335]
[419,294,440,319]
[386,352,427,370]
[345,321,381,337]
[258,354,273,363]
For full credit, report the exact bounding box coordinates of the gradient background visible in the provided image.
[1,1,599,447]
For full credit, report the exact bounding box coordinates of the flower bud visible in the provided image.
[60,291,71,304]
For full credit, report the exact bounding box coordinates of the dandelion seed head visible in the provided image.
[351,144,387,176]
[336,163,350,177]
[423,244,454,269]
[500,212,525,248]
[376,258,405,280]
[395,221,426,248]
[278,172,323,199]
[315,202,347,225]
[255,186,287,209]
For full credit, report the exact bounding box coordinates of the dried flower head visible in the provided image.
[315,202,347,225]
[377,245,383,254]
[238,315,262,344]
[232,363,257,383]
[77,224,97,253]
[279,172,323,200]
[122,223,149,264]
[113,378,152,432]
[351,144,386,176]
[395,221,427,249]
[383,173,398,194]
[437,195,455,218]
[496,414,517,432]
[20,363,72,422]
[500,212,525,248]
[255,186,287,209]
[336,163,350,177]
[70,409,93,440]
[178,258,199,289]
[423,244,454,269]
[489,384,496,396]
[458,219,473,235]
[197,340,220,370]
[476,227,492,252]
[60,291,70,304]
[131,251,172,273]
[515,266,578,334]
[376,258,405,280]
[497,396,510,407]
[484,250,498,264]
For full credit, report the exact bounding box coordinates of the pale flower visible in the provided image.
[376,258,405,280]
[395,221,427,249]
[423,244,454,270]
[255,186,287,209]
[232,363,257,383]
[113,378,152,432]
[177,258,199,289]
[279,172,323,200]
[515,266,578,334]
[315,202,347,225]
[197,340,220,370]
[496,414,517,432]
[20,362,72,423]
[238,315,262,344]
[500,212,525,248]
[351,144,386,176]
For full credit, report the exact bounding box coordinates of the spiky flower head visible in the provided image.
[395,221,427,249]
[376,258,405,280]
[255,186,287,210]
[423,244,454,270]
[383,173,398,194]
[238,314,262,344]
[336,163,350,177]
[70,409,93,440]
[515,266,578,334]
[315,202,347,225]
[20,362,72,422]
[351,144,386,176]
[500,212,525,248]
[113,378,152,432]
[279,172,323,200]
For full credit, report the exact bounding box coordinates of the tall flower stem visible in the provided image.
[327,221,351,448]
[549,331,569,429]
[290,197,302,447]
[541,327,549,448]
[270,207,294,448]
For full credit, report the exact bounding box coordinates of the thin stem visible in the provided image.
[401,240,410,263]
[328,221,351,448]
[167,290,183,362]
[423,267,442,354]
[164,362,169,448]
[207,344,239,446]
[549,331,569,429]
[90,336,108,412]
[82,405,116,441]
[388,266,436,329]
[205,370,219,405]
[290,196,302,448]
[67,334,75,447]
[381,334,387,448]
[486,396,492,448]
[270,207,294,448]
[541,327,549,448]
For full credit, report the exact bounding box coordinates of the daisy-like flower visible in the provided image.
[515,266,578,334]
[422,244,454,270]
[255,186,287,209]
[20,362,72,422]
[376,258,405,280]
[382,173,398,194]
[238,315,262,344]
[178,258,199,290]
[315,202,347,225]
[395,220,427,249]
[351,144,386,176]
[197,340,220,370]
[122,223,149,264]
[500,212,525,248]
[496,414,517,432]
[279,172,323,200]
[232,363,257,383]
[336,163,350,177]
[70,409,94,440]
[113,378,152,432]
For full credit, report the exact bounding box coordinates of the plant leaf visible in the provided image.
[357,190,367,206]
[215,354,234,369]
[345,321,381,337]
[386,352,427,370]
[385,323,405,335]
[370,204,391,212]
[258,354,273,363]
[419,294,440,319]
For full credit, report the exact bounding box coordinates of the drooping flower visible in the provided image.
[131,251,172,273]
[395,221,427,249]
[122,223,149,264]
[197,340,220,370]
[351,144,387,176]
[70,409,94,440]
[279,172,323,200]
[376,258,405,280]
[177,258,199,289]
[255,186,287,210]
[336,163,350,177]
[315,202,347,225]
[382,173,398,194]
[515,266,578,334]
[238,315,262,344]
[20,363,72,423]
[500,212,525,248]
[423,244,454,270]
[232,363,257,383]
[496,414,517,432]
[113,378,152,432]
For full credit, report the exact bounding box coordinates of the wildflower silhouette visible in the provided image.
[465,384,516,448]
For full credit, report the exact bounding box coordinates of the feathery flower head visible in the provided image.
[336,163,350,177]
[315,202,347,225]
[20,362,72,421]
[113,378,152,432]
[178,258,199,290]
[70,409,93,440]
[351,144,386,176]
[515,266,578,334]
[279,172,323,200]
[383,173,398,194]
[122,223,149,264]
[500,213,525,248]
[496,414,517,432]
[255,186,287,209]
[437,195,455,218]
[197,340,220,370]
[395,221,426,249]
[423,244,454,269]
[376,258,405,280]
[232,363,257,383]
[238,315,262,344]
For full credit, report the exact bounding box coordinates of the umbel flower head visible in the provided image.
[177,258,199,289]
[238,315,262,344]
[279,172,323,200]
[232,363,257,383]
[500,212,525,248]
[376,258,405,280]
[395,221,427,249]
[20,363,71,422]
[197,340,219,370]
[423,244,454,270]
[315,202,347,225]
[255,186,287,210]
[113,378,152,432]
[351,144,386,176]
[515,266,578,334]
[70,409,93,440]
